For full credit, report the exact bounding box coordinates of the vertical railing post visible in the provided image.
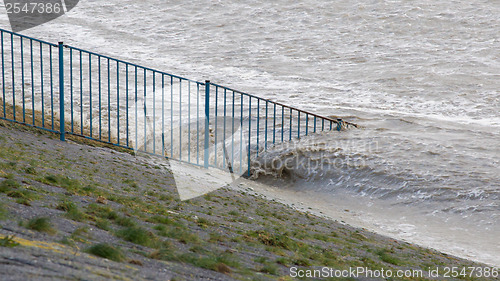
[58,42,65,141]
[204,80,210,168]
[247,97,252,177]
[337,118,343,131]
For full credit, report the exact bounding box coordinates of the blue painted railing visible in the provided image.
[0,28,354,176]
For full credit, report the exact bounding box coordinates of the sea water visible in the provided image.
[0,0,498,266]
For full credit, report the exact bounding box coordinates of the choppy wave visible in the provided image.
[250,126,499,216]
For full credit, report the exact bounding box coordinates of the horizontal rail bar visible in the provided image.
[0,27,57,47]
[68,132,205,168]
[0,116,60,134]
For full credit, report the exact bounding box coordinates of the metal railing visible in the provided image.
[0,28,354,176]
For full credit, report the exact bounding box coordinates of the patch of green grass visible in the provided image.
[158,193,174,201]
[189,245,208,254]
[2,179,40,205]
[254,256,268,264]
[60,236,76,247]
[0,235,20,247]
[0,203,7,220]
[230,236,243,243]
[290,229,310,240]
[275,257,292,267]
[351,231,367,241]
[376,248,403,266]
[11,190,39,206]
[259,262,280,275]
[71,226,92,243]
[66,207,87,222]
[24,166,37,175]
[208,233,226,243]
[359,256,380,268]
[312,232,333,242]
[26,217,56,235]
[292,255,311,267]
[38,174,81,193]
[313,249,340,267]
[80,185,103,196]
[116,226,157,247]
[247,230,299,250]
[122,179,138,189]
[155,251,237,274]
[95,218,111,231]
[214,252,240,271]
[147,215,176,225]
[56,200,75,211]
[196,217,211,228]
[41,174,59,184]
[149,242,176,260]
[115,216,136,227]
[86,204,118,220]
[155,225,201,244]
[202,193,213,201]
[86,243,125,262]
[57,201,87,222]
[0,179,21,192]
